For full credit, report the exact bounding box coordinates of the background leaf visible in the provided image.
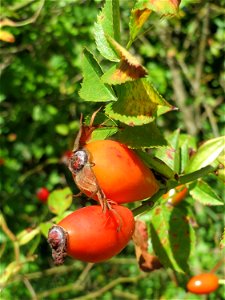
[185,136,225,173]
[220,229,225,250]
[48,187,72,215]
[135,0,181,16]
[189,180,224,206]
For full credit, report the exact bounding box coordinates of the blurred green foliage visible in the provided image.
[0,0,224,299]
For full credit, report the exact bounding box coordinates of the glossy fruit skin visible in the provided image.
[163,185,188,206]
[58,205,135,263]
[187,273,219,295]
[36,187,49,203]
[82,140,159,204]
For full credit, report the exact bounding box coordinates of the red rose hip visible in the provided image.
[48,204,135,264]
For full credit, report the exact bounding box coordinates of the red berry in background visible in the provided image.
[36,187,49,203]
[48,205,135,264]
[187,273,219,295]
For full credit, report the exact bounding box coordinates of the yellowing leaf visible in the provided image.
[0,30,15,43]
[135,0,181,16]
[129,9,152,46]
[102,36,147,84]
[105,79,172,125]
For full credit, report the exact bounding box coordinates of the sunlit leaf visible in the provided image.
[48,187,72,215]
[105,79,172,126]
[185,136,225,173]
[135,0,181,16]
[101,36,147,84]
[79,49,117,102]
[0,30,15,43]
[190,180,224,206]
[94,0,120,61]
[39,222,53,238]
[90,127,119,142]
[129,8,152,46]
[128,0,181,47]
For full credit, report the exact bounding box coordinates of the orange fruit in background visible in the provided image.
[163,185,188,206]
[187,273,219,295]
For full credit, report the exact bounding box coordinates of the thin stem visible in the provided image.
[210,258,225,274]
[23,278,38,300]
[36,263,94,299]
[0,214,20,262]
[70,274,147,300]
[132,189,166,216]
[8,0,35,12]
[0,0,45,28]
[132,164,215,216]
[18,158,59,183]
[178,165,215,185]
[203,103,220,137]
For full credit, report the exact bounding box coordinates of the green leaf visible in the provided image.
[94,0,120,61]
[220,229,225,250]
[114,123,167,149]
[90,127,119,142]
[79,49,117,102]
[150,204,195,273]
[179,134,197,173]
[185,136,225,173]
[137,150,175,179]
[55,124,69,136]
[105,79,172,126]
[39,222,53,238]
[48,187,73,215]
[190,180,224,206]
[154,129,180,173]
